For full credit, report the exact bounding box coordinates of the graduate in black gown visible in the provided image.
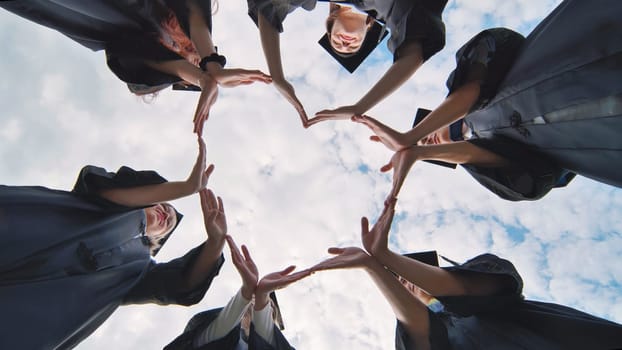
[353,0,621,201]
[246,0,447,127]
[0,137,226,349]
[0,0,271,134]
[310,200,622,350]
[165,236,310,349]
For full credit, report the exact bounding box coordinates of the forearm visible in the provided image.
[98,181,194,207]
[364,259,430,345]
[414,141,508,166]
[258,13,285,80]
[404,82,481,144]
[184,237,225,290]
[146,59,206,87]
[195,289,251,346]
[252,298,276,346]
[187,0,217,58]
[355,42,423,113]
[374,250,466,297]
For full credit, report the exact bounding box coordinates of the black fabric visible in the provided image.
[395,254,622,350]
[164,308,295,350]
[446,28,525,112]
[71,165,184,255]
[396,0,447,61]
[463,136,575,201]
[0,0,213,89]
[0,166,223,349]
[464,0,622,189]
[247,0,447,60]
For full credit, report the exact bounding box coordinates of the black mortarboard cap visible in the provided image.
[318,19,388,73]
[412,108,458,169]
[403,251,440,267]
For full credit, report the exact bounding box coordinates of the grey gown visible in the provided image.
[395,254,622,350]
[463,0,622,192]
[164,308,294,350]
[0,166,224,349]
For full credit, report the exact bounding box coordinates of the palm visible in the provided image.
[187,137,214,193]
[193,76,218,135]
[351,115,410,151]
[256,267,310,295]
[273,79,309,127]
[200,189,227,242]
[311,247,371,271]
[308,105,360,127]
[362,200,396,256]
[212,68,272,87]
[226,236,259,293]
[381,148,419,200]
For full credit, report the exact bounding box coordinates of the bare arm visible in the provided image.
[382,142,508,200]
[404,81,481,144]
[99,137,213,207]
[311,247,431,350]
[356,42,424,113]
[183,189,227,290]
[310,42,424,124]
[257,12,308,126]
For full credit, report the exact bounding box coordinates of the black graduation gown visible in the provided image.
[0,166,224,349]
[0,0,213,90]
[164,308,295,350]
[395,254,622,350]
[247,0,447,61]
[463,0,622,192]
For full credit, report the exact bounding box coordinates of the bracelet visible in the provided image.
[199,53,227,71]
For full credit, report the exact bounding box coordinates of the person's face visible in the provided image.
[417,126,452,146]
[144,203,177,240]
[329,7,370,54]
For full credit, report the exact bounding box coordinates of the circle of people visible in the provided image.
[1,0,621,349]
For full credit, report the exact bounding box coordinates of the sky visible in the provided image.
[1,0,621,349]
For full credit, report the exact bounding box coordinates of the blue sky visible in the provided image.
[1,1,621,349]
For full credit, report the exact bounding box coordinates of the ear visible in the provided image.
[329,3,341,13]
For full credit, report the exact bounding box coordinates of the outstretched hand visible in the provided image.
[186,137,215,194]
[194,75,219,136]
[226,236,259,300]
[381,147,419,201]
[307,105,361,127]
[351,115,411,151]
[361,198,397,257]
[310,247,372,272]
[199,188,227,245]
[272,78,309,128]
[256,266,311,296]
[209,67,272,87]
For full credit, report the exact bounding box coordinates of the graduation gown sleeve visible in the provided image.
[123,245,224,306]
[247,0,317,33]
[462,136,575,201]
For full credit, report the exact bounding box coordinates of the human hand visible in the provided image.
[226,236,259,300]
[272,78,309,128]
[310,247,372,272]
[307,105,362,127]
[208,65,272,87]
[255,266,311,302]
[380,147,419,201]
[185,137,215,194]
[199,188,227,245]
[361,198,396,257]
[351,115,411,151]
[194,74,219,136]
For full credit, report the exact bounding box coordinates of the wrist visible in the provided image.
[254,291,270,310]
[241,285,255,300]
[199,53,226,71]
